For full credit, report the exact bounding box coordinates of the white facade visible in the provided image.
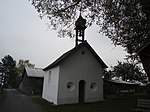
[42,42,107,105]
[42,66,59,105]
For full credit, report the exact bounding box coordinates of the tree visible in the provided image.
[0,62,3,86]
[30,0,150,56]
[103,69,114,80]
[104,61,147,81]
[100,0,150,56]
[0,62,4,95]
[29,0,103,37]
[0,55,20,88]
[17,59,35,75]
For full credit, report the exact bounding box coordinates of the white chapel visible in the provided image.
[42,15,107,105]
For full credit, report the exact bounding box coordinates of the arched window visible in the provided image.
[48,71,51,85]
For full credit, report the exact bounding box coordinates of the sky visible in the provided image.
[0,0,127,69]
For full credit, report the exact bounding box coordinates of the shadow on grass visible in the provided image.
[32,93,149,112]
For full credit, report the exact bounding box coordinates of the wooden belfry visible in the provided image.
[75,14,87,46]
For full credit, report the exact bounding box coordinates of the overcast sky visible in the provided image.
[0,0,127,68]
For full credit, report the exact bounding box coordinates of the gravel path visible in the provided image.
[0,89,46,112]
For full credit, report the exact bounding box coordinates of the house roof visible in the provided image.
[104,79,139,85]
[25,67,44,77]
[44,41,108,71]
[111,80,138,85]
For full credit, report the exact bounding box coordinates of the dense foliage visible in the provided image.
[101,0,150,55]
[17,59,35,75]
[0,55,20,88]
[30,0,150,55]
[30,0,102,38]
[104,61,147,81]
[0,56,35,88]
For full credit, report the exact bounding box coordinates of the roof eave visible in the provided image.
[43,41,108,70]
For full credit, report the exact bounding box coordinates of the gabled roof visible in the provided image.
[111,80,138,85]
[104,79,139,86]
[44,41,108,71]
[25,67,44,77]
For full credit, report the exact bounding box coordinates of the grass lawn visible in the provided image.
[33,93,149,112]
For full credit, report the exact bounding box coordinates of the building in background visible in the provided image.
[19,67,44,95]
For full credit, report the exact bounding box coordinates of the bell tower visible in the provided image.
[75,14,87,46]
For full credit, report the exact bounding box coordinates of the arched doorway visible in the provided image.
[79,80,85,103]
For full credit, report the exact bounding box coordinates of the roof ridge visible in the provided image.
[43,42,107,71]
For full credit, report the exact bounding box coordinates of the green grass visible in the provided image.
[33,93,149,112]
